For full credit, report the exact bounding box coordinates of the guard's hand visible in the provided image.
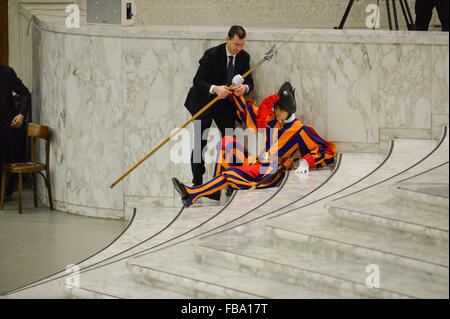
[295,159,309,174]
[213,85,232,98]
[10,114,24,128]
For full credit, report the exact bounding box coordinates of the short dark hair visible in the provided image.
[228,25,246,40]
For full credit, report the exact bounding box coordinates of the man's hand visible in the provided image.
[232,74,247,97]
[10,114,24,128]
[233,84,248,97]
[213,85,232,98]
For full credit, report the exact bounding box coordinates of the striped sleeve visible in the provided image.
[231,95,260,132]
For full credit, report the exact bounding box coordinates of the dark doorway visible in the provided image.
[0,0,8,66]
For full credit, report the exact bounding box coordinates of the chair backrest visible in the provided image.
[28,123,49,139]
[27,123,50,165]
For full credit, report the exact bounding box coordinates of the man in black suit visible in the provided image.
[0,64,31,197]
[415,0,449,31]
[185,25,254,188]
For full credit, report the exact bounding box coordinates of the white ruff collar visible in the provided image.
[284,113,296,123]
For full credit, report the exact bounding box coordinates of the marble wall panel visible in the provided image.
[65,36,124,210]
[431,46,449,115]
[8,0,20,71]
[36,30,124,212]
[122,38,209,197]
[275,41,328,138]
[378,44,432,130]
[31,24,41,123]
[366,43,380,143]
[10,1,72,77]
[326,43,379,144]
[18,10,33,89]
[380,128,433,140]
[244,40,277,104]
[36,30,66,206]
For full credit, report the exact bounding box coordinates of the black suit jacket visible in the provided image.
[184,43,254,118]
[0,65,31,163]
[0,65,30,122]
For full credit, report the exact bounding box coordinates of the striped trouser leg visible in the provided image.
[213,136,256,189]
[223,166,283,190]
[221,167,260,190]
[255,163,284,189]
[185,166,257,203]
[186,164,284,203]
[185,174,229,204]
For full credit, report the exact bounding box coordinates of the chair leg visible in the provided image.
[45,168,54,210]
[0,169,6,210]
[32,173,38,208]
[18,173,22,214]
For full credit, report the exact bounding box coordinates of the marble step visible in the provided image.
[392,185,449,215]
[0,278,70,299]
[265,210,449,279]
[65,261,189,299]
[125,243,337,299]
[68,287,118,299]
[193,235,448,299]
[326,193,449,246]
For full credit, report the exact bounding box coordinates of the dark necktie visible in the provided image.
[227,55,234,86]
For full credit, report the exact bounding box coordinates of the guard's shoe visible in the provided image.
[226,188,234,197]
[172,178,193,208]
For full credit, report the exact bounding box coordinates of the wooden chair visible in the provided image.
[0,123,53,214]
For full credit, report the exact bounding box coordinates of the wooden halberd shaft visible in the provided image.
[110,56,269,188]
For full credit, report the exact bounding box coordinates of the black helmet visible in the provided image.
[277,81,296,117]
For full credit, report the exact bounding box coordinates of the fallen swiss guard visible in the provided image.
[172,78,336,208]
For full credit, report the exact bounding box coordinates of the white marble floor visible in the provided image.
[0,189,128,295]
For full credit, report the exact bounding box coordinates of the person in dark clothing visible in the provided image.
[184,25,254,189]
[415,0,449,31]
[0,65,31,197]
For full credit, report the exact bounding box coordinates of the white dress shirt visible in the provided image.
[209,46,249,95]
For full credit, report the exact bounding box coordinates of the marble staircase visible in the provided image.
[126,244,337,299]
[3,127,448,299]
[121,126,448,299]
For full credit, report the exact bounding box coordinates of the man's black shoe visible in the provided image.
[172,178,193,208]
[205,191,220,201]
[226,188,234,197]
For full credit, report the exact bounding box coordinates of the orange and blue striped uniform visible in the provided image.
[184,94,336,204]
